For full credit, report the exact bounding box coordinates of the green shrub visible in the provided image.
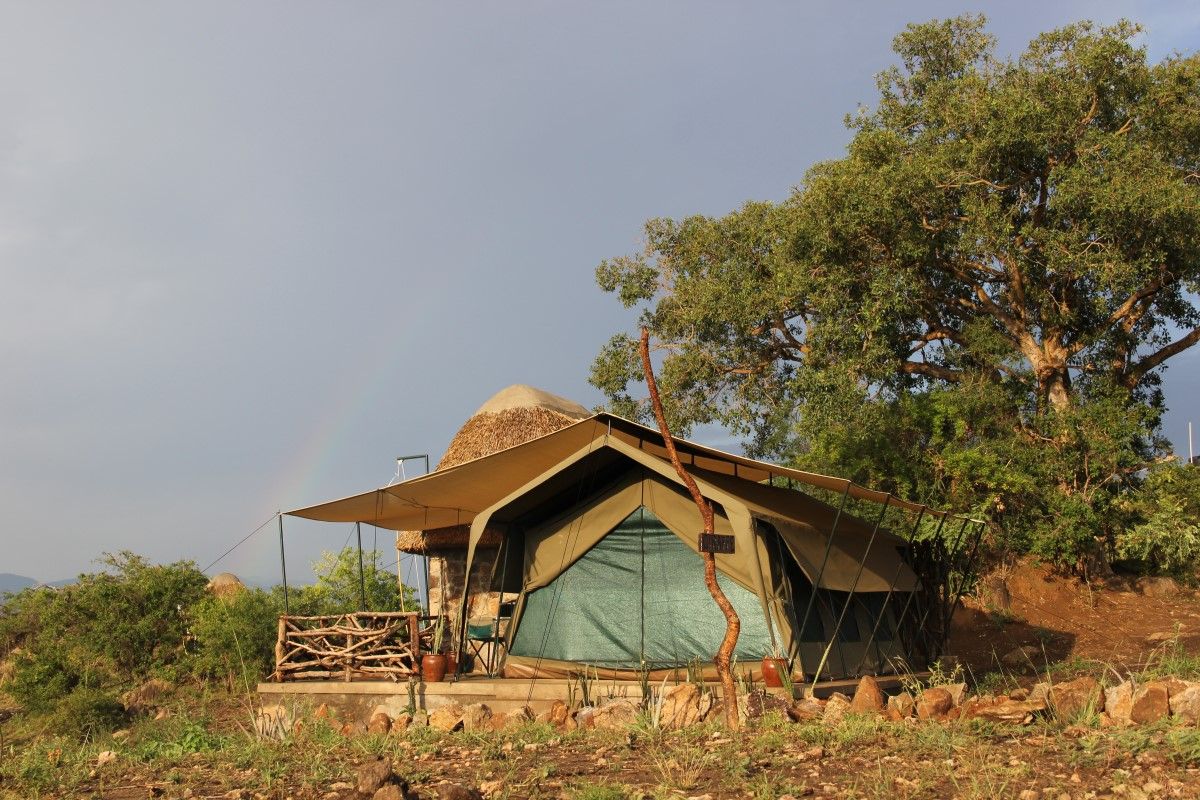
[46,686,128,740]
[190,588,282,686]
[1115,463,1200,577]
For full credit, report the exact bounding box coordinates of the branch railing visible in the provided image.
[272,611,429,682]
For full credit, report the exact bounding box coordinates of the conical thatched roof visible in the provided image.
[396,385,591,554]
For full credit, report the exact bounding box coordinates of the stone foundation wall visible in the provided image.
[427,548,503,623]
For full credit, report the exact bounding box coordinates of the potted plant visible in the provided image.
[421,615,448,682]
[761,648,789,689]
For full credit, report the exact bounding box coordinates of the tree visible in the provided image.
[282,546,419,615]
[591,17,1200,568]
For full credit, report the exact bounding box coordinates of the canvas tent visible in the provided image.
[287,409,982,681]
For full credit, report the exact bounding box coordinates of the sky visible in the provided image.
[1,1,1197,586]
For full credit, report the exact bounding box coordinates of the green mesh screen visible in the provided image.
[509,506,774,668]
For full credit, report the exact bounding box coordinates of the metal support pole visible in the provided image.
[278,513,290,615]
[853,508,925,676]
[890,513,947,665]
[910,516,970,662]
[795,483,851,679]
[939,521,988,651]
[810,495,892,688]
[356,522,367,611]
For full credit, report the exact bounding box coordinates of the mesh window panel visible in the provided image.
[509,506,773,668]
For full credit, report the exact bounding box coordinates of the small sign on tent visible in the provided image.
[698,532,735,554]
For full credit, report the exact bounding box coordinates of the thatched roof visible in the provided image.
[396,385,590,555]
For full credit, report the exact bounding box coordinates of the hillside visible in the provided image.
[0,573,36,595]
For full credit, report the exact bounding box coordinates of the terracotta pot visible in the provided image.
[444,651,458,677]
[761,657,788,688]
[421,653,448,683]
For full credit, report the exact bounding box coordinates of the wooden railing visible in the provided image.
[272,611,424,682]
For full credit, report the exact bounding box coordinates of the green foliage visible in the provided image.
[45,686,128,740]
[0,552,207,713]
[274,546,419,616]
[591,15,1200,570]
[189,588,282,686]
[1115,463,1200,576]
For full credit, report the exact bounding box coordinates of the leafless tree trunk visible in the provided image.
[639,327,742,729]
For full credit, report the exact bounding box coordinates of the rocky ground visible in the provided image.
[3,562,1200,800]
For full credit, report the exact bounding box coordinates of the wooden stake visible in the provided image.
[639,328,741,729]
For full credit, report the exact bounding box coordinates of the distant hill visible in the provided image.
[0,573,37,595]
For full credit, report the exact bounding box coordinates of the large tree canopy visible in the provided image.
[591,17,1200,568]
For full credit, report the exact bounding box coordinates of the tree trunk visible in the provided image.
[639,328,742,729]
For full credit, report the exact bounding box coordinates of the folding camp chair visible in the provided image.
[466,601,515,677]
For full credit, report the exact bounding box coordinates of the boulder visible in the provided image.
[536,699,570,729]
[939,682,968,707]
[887,691,915,719]
[357,758,393,796]
[965,697,1045,724]
[503,705,535,728]
[429,785,483,800]
[390,712,412,733]
[373,787,408,800]
[340,720,367,736]
[1169,683,1200,722]
[429,703,465,732]
[1049,677,1104,720]
[916,687,953,721]
[658,683,713,730]
[461,703,493,732]
[1137,576,1180,598]
[788,696,826,722]
[822,693,852,726]
[367,712,392,735]
[848,676,885,716]
[1131,682,1170,725]
[1105,682,1135,725]
[591,699,639,730]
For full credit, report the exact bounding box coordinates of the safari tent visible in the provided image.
[287,386,983,683]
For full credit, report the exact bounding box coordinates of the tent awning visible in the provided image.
[285,413,974,531]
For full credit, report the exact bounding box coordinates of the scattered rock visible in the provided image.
[340,720,367,736]
[536,699,570,729]
[462,703,493,732]
[967,698,1045,724]
[658,682,713,730]
[939,682,968,707]
[822,693,852,725]
[391,712,413,733]
[916,687,953,721]
[1169,683,1200,722]
[886,691,915,719]
[1105,682,1135,725]
[429,783,483,800]
[848,675,885,716]
[788,696,826,722]
[479,779,503,798]
[1146,630,1181,645]
[314,703,336,721]
[574,706,596,729]
[1049,676,1104,720]
[1130,681,1170,724]
[591,699,639,730]
[372,786,408,800]
[96,750,117,766]
[111,729,130,741]
[357,757,393,796]
[504,705,535,728]
[367,712,392,735]
[429,703,465,732]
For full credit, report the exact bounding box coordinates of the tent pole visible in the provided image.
[356,522,366,611]
[278,513,289,616]
[938,521,987,655]
[889,513,946,667]
[909,517,970,663]
[795,483,851,680]
[809,495,892,688]
[853,508,925,676]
